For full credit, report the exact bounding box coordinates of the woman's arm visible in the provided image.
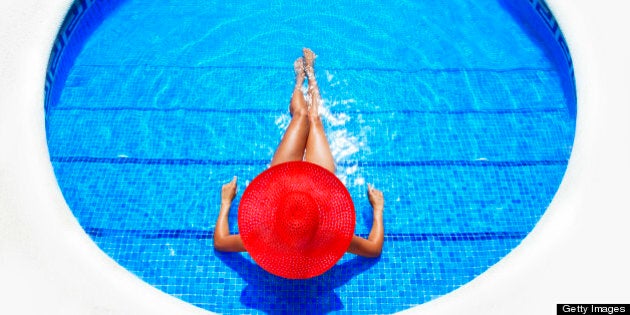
[213,176,246,252]
[347,184,384,258]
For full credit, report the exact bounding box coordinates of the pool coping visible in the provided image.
[1,1,629,314]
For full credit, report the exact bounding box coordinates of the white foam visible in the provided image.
[165,244,176,257]
[353,177,365,186]
[345,164,358,175]
[319,102,350,127]
[274,112,291,130]
[315,94,372,188]
[330,129,360,162]
[325,70,334,83]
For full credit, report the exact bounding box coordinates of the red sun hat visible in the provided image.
[238,161,356,279]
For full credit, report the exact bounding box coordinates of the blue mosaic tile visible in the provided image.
[45,0,576,313]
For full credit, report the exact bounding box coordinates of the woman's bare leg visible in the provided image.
[303,48,336,174]
[270,58,310,167]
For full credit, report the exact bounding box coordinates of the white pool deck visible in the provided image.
[1,1,629,314]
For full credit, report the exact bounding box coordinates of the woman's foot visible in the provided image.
[294,57,305,89]
[303,48,316,81]
[303,48,320,118]
[290,57,308,116]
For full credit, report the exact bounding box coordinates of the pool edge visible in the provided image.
[1,0,629,314]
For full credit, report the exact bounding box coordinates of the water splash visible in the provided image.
[325,70,334,83]
[319,99,351,127]
[320,95,368,188]
[273,73,369,188]
[329,129,359,162]
[274,112,291,130]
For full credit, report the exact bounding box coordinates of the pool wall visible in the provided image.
[1,0,628,314]
[503,0,577,118]
[45,0,578,117]
[44,0,127,112]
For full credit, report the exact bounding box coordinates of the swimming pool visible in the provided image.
[5,0,630,314]
[42,0,576,314]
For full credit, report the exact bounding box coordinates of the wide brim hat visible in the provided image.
[238,161,355,279]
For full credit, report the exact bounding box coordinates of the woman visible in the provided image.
[213,48,384,264]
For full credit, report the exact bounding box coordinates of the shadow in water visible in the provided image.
[216,251,379,314]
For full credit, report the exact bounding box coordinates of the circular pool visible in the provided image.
[43,0,576,313]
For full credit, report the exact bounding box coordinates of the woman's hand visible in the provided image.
[214,176,246,252]
[347,184,385,258]
[221,176,238,205]
[367,184,384,215]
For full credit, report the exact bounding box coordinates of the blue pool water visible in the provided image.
[45,0,576,313]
